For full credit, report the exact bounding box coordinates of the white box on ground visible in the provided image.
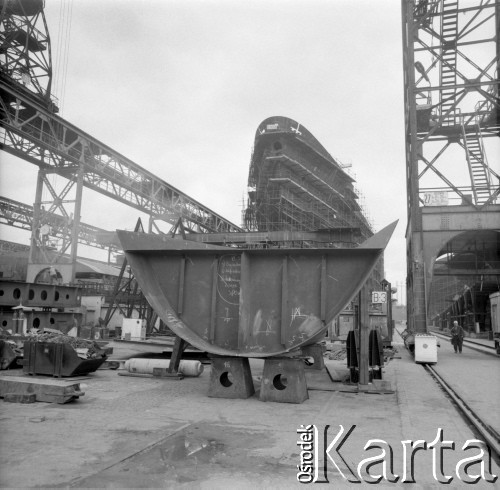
[414,334,438,364]
[122,318,146,340]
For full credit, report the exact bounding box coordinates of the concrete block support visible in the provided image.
[260,358,308,404]
[208,357,255,399]
[301,343,325,370]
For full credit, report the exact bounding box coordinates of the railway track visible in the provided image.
[423,364,500,461]
[394,326,500,460]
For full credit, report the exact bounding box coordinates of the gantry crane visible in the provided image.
[402,0,500,333]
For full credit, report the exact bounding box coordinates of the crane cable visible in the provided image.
[43,0,74,229]
[60,0,74,115]
[53,0,73,115]
[53,0,65,106]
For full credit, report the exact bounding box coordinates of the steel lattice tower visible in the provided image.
[402,0,500,333]
[0,0,53,102]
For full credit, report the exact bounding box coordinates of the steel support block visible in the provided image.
[301,343,325,370]
[208,357,255,399]
[260,358,308,404]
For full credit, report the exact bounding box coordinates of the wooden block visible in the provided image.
[117,372,152,378]
[4,392,36,403]
[0,375,84,404]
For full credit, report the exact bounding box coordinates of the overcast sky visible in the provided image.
[0,0,409,300]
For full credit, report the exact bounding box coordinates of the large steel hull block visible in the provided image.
[117,222,396,358]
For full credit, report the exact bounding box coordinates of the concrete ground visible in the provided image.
[0,333,498,489]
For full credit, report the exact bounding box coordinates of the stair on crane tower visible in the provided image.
[461,123,492,205]
[439,0,459,127]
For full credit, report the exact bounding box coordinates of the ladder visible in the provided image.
[461,122,492,205]
[439,0,459,126]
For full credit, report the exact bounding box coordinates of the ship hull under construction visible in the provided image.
[244,116,373,247]
[116,223,395,358]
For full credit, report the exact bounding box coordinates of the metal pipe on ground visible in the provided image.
[124,358,204,377]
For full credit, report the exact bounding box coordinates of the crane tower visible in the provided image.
[402,0,500,333]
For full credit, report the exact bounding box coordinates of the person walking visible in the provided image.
[450,320,465,354]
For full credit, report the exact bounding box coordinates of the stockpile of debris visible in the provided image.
[24,331,104,360]
[325,342,347,360]
[327,347,347,360]
[382,346,398,363]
